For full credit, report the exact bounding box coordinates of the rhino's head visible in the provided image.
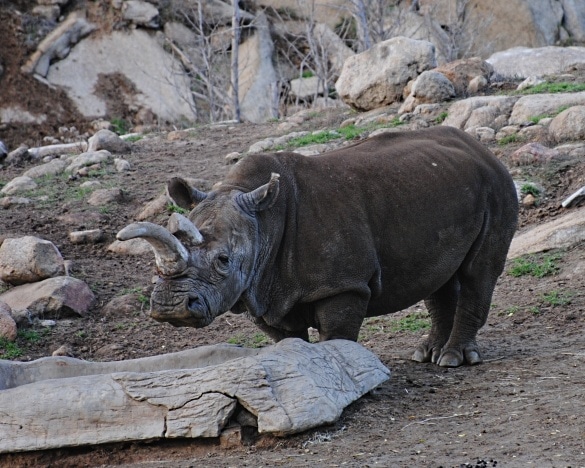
[117,173,280,328]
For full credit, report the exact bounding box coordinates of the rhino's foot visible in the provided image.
[411,342,443,364]
[437,344,482,368]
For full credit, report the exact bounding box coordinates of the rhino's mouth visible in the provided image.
[149,295,215,328]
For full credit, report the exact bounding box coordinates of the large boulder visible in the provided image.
[434,57,494,96]
[487,46,585,79]
[509,92,585,125]
[335,37,437,111]
[548,106,585,142]
[442,96,518,131]
[238,13,278,123]
[0,276,95,323]
[46,29,195,124]
[0,237,65,285]
[400,70,455,113]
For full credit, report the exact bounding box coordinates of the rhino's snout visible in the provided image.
[149,295,213,328]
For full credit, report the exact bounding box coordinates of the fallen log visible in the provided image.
[0,338,390,453]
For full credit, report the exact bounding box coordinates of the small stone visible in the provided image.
[69,229,104,244]
[52,345,74,357]
[87,188,125,206]
[114,158,132,172]
[523,194,536,207]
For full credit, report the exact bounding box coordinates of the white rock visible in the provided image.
[0,236,65,285]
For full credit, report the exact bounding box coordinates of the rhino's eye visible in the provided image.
[215,253,230,272]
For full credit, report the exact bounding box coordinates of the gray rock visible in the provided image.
[400,71,455,113]
[0,176,37,196]
[69,230,104,244]
[336,36,436,111]
[548,105,585,142]
[0,276,95,323]
[5,145,30,165]
[509,91,585,125]
[508,206,585,258]
[0,236,65,285]
[443,96,518,131]
[122,0,160,28]
[88,129,131,153]
[136,193,170,221]
[488,46,585,79]
[510,143,561,166]
[108,238,152,256]
[0,197,33,209]
[46,29,195,124]
[87,188,125,206]
[66,150,111,173]
[23,158,68,179]
[289,76,326,100]
[28,142,87,160]
[114,158,132,172]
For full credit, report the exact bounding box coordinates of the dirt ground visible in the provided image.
[0,106,584,467]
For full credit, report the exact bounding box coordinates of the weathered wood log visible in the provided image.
[0,339,390,453]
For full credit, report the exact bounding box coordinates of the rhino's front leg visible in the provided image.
[314,291,370,341]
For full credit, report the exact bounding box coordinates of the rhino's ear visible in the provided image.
[237,173,280,213]
[167,177,207,210]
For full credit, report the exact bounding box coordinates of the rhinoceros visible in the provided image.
[117,126,518,367]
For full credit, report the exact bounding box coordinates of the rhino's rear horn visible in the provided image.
[116,222,189,276]
[237,172,280,213]
[168,213,204,245]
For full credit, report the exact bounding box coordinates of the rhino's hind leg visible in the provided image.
[412,275,459,364]
[436,266,501,367]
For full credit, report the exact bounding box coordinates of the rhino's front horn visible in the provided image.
[117,222,189,276]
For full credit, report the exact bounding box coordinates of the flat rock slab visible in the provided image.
[0,338,390,453]
[508,206,585,258]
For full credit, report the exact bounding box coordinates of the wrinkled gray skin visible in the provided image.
[117,127,518,367]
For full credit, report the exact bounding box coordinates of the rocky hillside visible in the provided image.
[2,0,585,152]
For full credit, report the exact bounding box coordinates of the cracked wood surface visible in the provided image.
[0,339,390,453]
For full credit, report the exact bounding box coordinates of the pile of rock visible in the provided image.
[0,235,95,341]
